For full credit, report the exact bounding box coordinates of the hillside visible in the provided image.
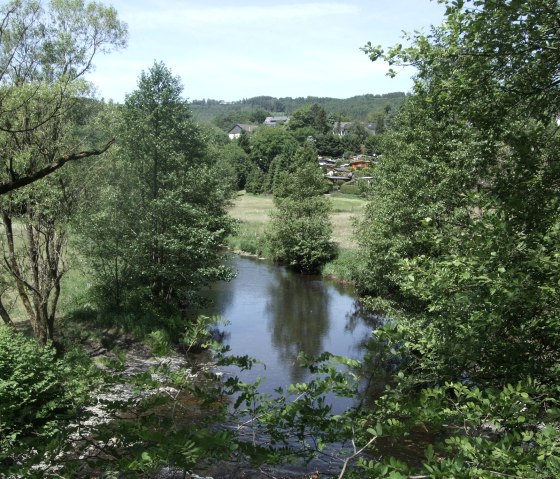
[190,92,407,125]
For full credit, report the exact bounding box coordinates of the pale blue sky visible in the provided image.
[88,1,446,102]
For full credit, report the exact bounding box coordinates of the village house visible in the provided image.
[228,123,259,139]
[349,154,376,169]
[318,157,337,167]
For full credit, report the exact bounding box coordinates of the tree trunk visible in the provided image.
[0,298,13,326]
[3,213,36,325]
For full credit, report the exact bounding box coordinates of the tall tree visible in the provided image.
[267,141,336,273]
[359,0,560,383]
[79,62,236,311]
[350,2,560,475]
[0,0,126,343]
[288,103,331,135]
[249,126,298,173]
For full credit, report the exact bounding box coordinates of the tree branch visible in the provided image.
[0,139,115,195]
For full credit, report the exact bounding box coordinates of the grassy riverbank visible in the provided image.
[225,191,365,282]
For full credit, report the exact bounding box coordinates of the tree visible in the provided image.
[288,103,331,138]
[236,129,251,154]
[267,141,337,273]
[0,0,126,342]
[0,165,83,343]
[352,1,560,475]
[79,62,236,312]
[216,142,253,190]
[249,126,298,173]
[359,0,560,383]
[249,108,270,124]
[0,0,127,196]
[315,133,344,157]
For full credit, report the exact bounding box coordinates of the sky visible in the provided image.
[88,1,447,103]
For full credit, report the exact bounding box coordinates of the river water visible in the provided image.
[201,255,380,411]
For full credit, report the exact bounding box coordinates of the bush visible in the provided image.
[0,326,97,471]
[321,250,361,283]
[267,196,338,273]
[245,167,265,194]
[339,181,361,195]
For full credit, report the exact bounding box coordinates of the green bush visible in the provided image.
[339,181,361,195]
[245,167,265,194]
[267,196,338,273]
[0,326,97,470]
[321,250,361,283]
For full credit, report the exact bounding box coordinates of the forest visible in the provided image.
[189,92,406,126]
[1,0,559,478]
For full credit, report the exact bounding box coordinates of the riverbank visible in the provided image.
[225,192,365,283]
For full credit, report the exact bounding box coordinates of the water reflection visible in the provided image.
[266,273,330,382]
[200,256,375,399]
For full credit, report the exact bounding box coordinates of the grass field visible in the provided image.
[226,192,366,255]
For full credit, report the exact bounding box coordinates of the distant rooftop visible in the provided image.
[264,116,289,125]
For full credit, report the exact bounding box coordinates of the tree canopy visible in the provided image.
[78,62,236,312]
[0,0,127,195]
[353,1,560,475]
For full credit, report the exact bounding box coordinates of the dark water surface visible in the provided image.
[201,255,377,407]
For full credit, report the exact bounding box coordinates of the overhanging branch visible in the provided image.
[0,139,115,195]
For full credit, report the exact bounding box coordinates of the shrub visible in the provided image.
[339,181,361,196]
[245,167,265,194]
[0,326,97,471]
[321,250,361,283]
[267,196,338,273]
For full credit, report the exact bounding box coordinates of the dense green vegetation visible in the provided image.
[76,62,236,314]
[267,141,337,273]
[190,92,406,125]
[1,0,559,477]
[350,0,560,476]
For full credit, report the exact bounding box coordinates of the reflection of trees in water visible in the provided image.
[345,301,395,405]
[266,272,331,383]
[345,300,385,351]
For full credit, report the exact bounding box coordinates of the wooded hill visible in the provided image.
[190,92,407,124]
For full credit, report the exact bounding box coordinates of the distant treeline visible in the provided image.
[190,92,407,125]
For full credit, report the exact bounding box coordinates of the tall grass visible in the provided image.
[225,192,273,257]
[321,249,362,283]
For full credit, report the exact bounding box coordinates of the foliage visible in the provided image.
[0,326,100,474]
[320,249,361,283]
[0,0,127,196]
[267,196,337,273]
[288,103,331,136]
[351,0,560,476]
[248,126,298,173]
[190,93,407,124]
[271,141,328,198]
[0,0,126,342]
[215,142,253,190]
[245,166,266,194]
[267,142,337,273]
[77,62,236,312]
[315,133,345,157]
[358,0,560,384]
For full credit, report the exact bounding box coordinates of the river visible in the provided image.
[200,255,380,412]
